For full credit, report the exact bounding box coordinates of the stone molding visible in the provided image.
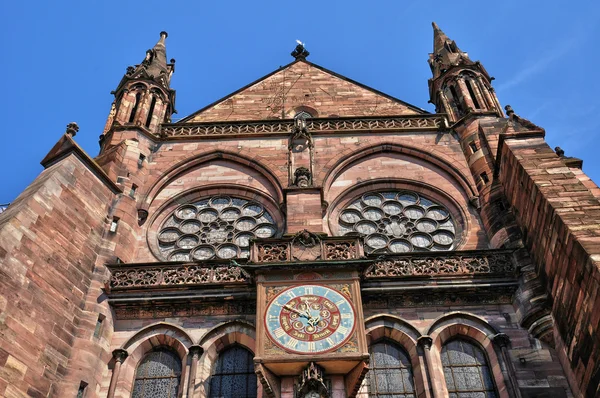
[161,115,446,139]
[364,250,515,279]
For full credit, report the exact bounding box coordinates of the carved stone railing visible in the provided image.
[250,232,364,263]
[161,115,447,139]
[106,263,251,291]
[364,250,516,279]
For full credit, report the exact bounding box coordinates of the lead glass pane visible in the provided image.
[158,196,279,261]
[368,341,415,397]
[442,339,497,398]
[132,348,181,398]
[336,191,458,254]
[209,346,257,398]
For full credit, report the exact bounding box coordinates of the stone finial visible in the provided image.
[112,349,128,363]
[555,146,565,157]
[291,42,310,60]
[504,105,515,117]
[66,122,79,137]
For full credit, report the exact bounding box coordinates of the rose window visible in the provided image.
[157,196,278,261]
[337,191,457,253]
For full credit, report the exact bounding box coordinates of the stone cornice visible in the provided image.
[160,114,449,140]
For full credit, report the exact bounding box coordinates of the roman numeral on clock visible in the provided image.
[335,299,345,306]
[337,326,349,335]
[285,338,299,349]
[273,328,286,338]
[307,341,315,352]
[304,287,314,295]
[341,313,352,319]
[287,291,296,298]
[326,337,335,346]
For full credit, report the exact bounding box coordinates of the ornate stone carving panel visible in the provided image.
[161,115,445,139]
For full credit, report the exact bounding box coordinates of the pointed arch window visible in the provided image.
[464,79,481,110]
[441,339,498,397]
[209,345,257,398]
[129,92,141,123]
[367,340,415,397]
[294,110,313,120]
[132,347,182,398]
[145,96,157,128]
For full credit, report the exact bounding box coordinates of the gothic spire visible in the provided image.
[428,22,473,80]
[143,31,170,80]
[117,31,175,92]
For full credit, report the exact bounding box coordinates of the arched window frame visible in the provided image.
[367,339,417,397]
[440,337,499,397]
[207,344,257,398]
[364,315,428,398]
[428,314,511,398]
[131,346,183,398]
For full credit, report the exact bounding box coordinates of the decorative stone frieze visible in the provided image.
[364,250,515,279]
[107,263,251,290]
[161,115,446,139]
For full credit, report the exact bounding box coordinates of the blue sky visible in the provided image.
[1,0,599,203]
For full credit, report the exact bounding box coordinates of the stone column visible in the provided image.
[456,76,476,111]
[492,333,522,398]
[187,345,204,398]
[107,349,128,398]
[438,90,455,122]
[417,336,437,398]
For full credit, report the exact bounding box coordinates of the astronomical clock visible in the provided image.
[252,231,369,396]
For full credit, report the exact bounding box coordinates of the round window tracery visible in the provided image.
[157,196,278,261]
[336,191,458,253]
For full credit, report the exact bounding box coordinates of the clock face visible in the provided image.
[265,285,356,354]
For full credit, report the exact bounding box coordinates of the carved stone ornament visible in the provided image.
[291,229,322,261]
[296,362,329,398]
[364,252,515,279]
[293,166,312,188]
[137,209,148,226]
[112,349,128,363]
[108,263,251,290]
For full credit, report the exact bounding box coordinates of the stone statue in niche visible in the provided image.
[293,167,312,187]
[290,116,313,149]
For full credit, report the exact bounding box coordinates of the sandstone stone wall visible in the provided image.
[499,137,600,397]
[0,154,114,397]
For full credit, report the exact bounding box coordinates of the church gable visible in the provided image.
[182,60,425,123]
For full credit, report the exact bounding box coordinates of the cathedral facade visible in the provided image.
[0,24,598,398]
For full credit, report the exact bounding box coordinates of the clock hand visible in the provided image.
[283,304,310,319]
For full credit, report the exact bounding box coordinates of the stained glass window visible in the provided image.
[132,348,182,398]
[441,339,498,398]
[209,346,257,398]
[367,340,415,397]
[157,196,278,261]
[336,191,458,254]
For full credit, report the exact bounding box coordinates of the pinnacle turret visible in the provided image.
[115,31,176,93]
